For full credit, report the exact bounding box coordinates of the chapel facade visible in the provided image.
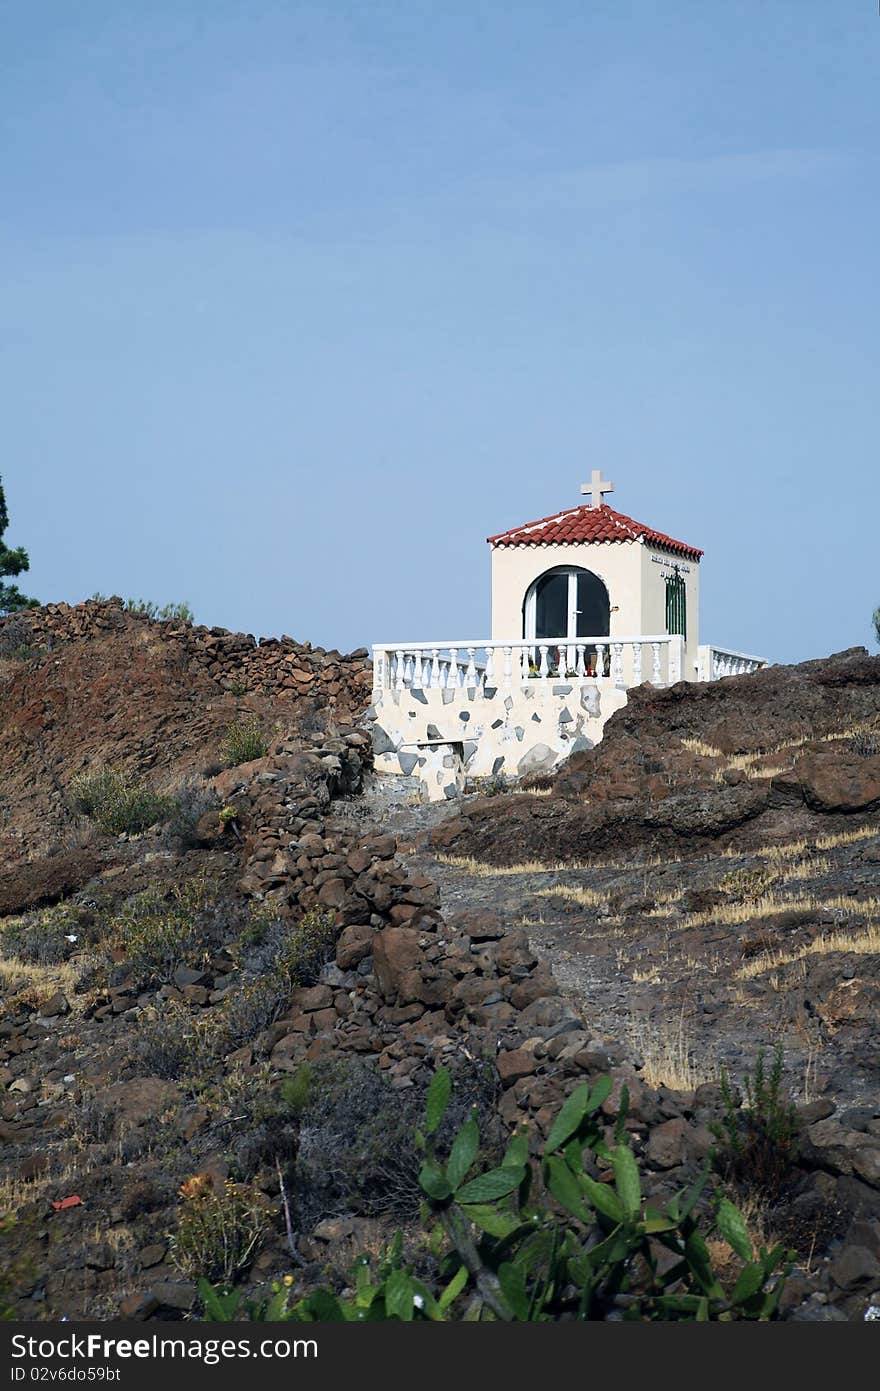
[369,473,766,800]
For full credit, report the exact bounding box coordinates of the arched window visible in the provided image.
[523,566,610,642]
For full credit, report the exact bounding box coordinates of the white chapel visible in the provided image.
[369,474,766,800]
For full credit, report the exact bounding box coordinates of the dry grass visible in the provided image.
[681,737,723,758]
[686,890,880,931]
[684,723,879,781]
[630,1007,716,1091]
[434,851,674,877]
[0,958,79,1007]
[737,920,880,980]
[719,824,878,862]
[778,856,831,883]
[631,965,663,984]
[0,1152,90,1218]
[642,887,685,917]
[535,884,610,909]
[434,853,588,876]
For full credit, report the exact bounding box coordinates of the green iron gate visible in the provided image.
[665,569,687,639]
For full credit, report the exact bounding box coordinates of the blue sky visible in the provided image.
[3,2,878,661]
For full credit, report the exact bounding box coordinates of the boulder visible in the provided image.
[372,928,425,1002]
[335,923,374,970]
[796,752,880,813]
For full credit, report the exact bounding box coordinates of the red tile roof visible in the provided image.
[487,503,703,559]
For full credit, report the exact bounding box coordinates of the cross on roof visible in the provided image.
[580,469,614,508]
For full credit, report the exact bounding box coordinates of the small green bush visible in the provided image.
[293,1054,502,1227]
[0,905,91,965]
[851,731,880,758]
[110,881,212,988]
[222,976,290,1049]
[214,1067,301,1179]
[161,779,220,852]
[0,1214,37,1319]
[236,909,339,991]
[170,1179,270,1285]
[222,910,339,1049]
[127,598,194,623]
[280,1063,312,1118]
[73,1089,116,1145]
[90,595,194,623]
[70,767,174,836]
[131,1003,223,1079]
[0,614,41,662]
[713,1046,798,1200]
[220,718,269,767]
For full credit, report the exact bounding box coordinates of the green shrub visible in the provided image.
[236,909,339,991]
[70,767,174,836]
[220,718,269,767]
[280,1063,312,1117]
[170,1178,270,1285]
[203,1070,793,1323]
[131,1003,223,1079]
[851,731,880,758]
[293,1054,501,1227]
[161,779,220,852]
[222,976,290,1049]
[109,881,212,988]
[214,1067,301,1179]
[125,598,194,623]
[73,1089,116,1145]
[0,905,91,966]
[0,614,41,662]
[223,911,339,1048]
[719,866,778,901]
[713,1046,798,1200]
[0,1214,37,1319]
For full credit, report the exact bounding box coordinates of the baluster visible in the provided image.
[651,642,662,684]
[595,643,606,678]
[412,652,423,688]
[484,646,495,688]
[395,648,406,690]
[430,649,441,688]
[465,647,477,688]
[403,652,414,687]
[575,643,586,677]
[448,648,459,688]
[521,648,531,681]
[632,641,642,685]
[539,645,550,680]
[612,642,624,689]
[502,646,513,689]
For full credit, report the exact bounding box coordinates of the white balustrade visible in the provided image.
[372,636,692,694]
[697,644,767,682]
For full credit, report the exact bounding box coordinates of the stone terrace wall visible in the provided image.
[2,598,373,720]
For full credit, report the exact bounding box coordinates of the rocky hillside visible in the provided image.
[431,648,880,864]
[0,615,878,1322]
[0,597,371,866]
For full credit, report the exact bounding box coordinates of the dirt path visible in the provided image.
[337,777,880,1111]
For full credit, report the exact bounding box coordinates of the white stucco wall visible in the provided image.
[490,536,702,664]
[370,679,630,800]
[639,545,701,680]
[490,541,646,640]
